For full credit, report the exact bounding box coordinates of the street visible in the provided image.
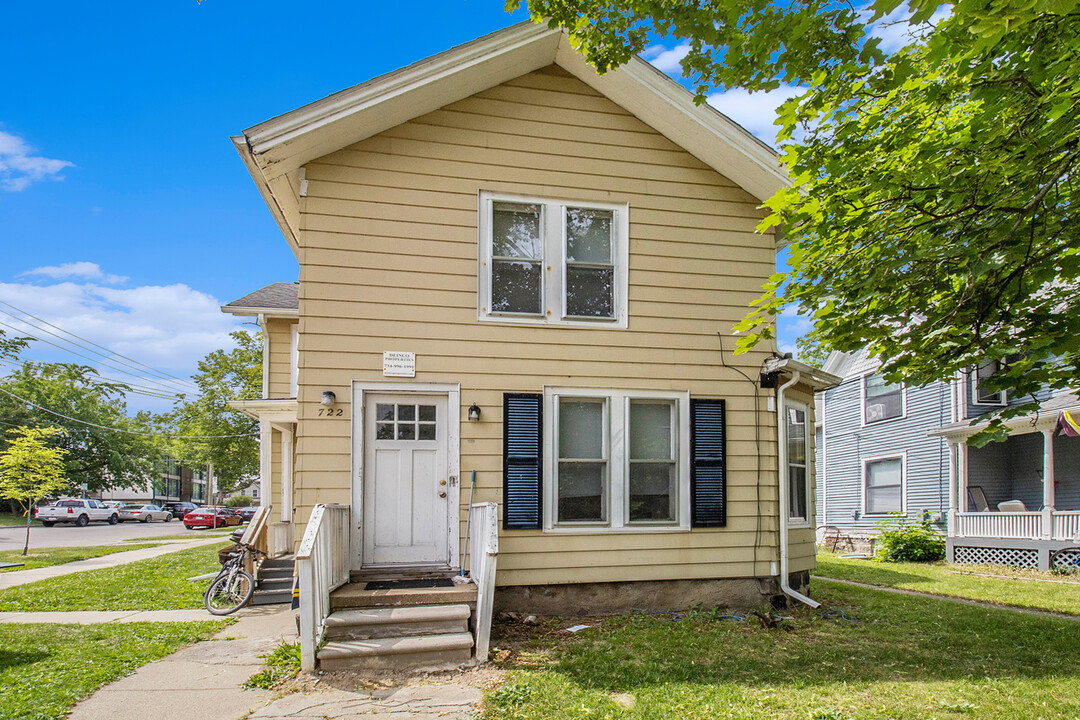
[0,518,230,552]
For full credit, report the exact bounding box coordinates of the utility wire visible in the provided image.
[0,387,256,439]
[0,301,200,393]
[0,319,198,399]
[0,358,179,401]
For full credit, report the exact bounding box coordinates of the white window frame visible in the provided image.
[785,400,811,527]
[860,371,906,426]
[542,387,690,533]
[970,362,1006,406]
[861,453,907,516]
[477,191,629,329]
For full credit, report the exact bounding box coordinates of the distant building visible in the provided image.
[98,457,211,505]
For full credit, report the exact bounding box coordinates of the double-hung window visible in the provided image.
[862,373,904,424]
[545,388,689,531]
[785,403,809,524]
[972,360,1006,405]
[864,456,905,515]
[479,193,629,328]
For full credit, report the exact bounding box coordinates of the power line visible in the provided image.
[0,358,181,401]
[0,387,257,440]
[0,301,200,393]
[0,318,198,399]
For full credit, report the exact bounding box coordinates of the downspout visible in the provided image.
[777,370,821,608]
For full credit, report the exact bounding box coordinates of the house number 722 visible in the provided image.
[317,408,344,416]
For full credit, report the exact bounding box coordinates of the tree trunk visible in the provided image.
[22,507,31,556]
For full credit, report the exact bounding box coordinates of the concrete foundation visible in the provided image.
[493,576,782,615]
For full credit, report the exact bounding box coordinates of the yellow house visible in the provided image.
[223,22,839,672]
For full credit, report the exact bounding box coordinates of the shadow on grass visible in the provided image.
[0,648,49,672]
[499,582,1080,695]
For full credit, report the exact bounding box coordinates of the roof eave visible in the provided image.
[220,305,299,318]
[233,136,300,258]
[763,356,842,390]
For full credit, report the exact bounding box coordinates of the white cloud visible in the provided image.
[641,43,691,74]
[0,273,244,410]
[21,262,128,285]
[706,86,807,148]
[0,130,75,192]
[866,4,953,54]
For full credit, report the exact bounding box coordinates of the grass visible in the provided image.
[0,541,229,612]
[0,544,160,573]
[481,581,1080,720]
[0,513,28,527]
[123,529,234,542]
[813,549,1080,615]
[244,642,301,689]
[0,621,223,720]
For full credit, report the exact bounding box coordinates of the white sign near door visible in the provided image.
[383,352,416,377]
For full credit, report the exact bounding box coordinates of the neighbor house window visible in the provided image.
[786,403,809,523]
[864,456,904,514]
[479,193,629,327]
[545,388,688,530]
[972,360,1006,405]
[863,373,904,424]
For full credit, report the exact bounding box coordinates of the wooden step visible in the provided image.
[330,582,477,610]
[317,632,474,672]
[324,604,470,641]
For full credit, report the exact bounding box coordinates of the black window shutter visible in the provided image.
[503,393,543,529]
[691,398,726,528]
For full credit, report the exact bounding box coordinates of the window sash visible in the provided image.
[786,403,809,522]
[863,373,903,423]
[864,458,903,514]
[973,361,1005,405]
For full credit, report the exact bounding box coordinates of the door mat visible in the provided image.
[365,578,455,590]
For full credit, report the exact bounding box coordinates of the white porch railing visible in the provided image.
[955,511,1080,541]
[297,503,350,673]
[467,502,499,662]
[1052,511,1080,542]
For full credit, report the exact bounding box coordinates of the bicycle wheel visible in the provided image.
[204,569,255,615]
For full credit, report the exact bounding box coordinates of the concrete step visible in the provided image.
[250,588,292,605]
[324,604,470,641]
[317,632,474,672]
[330,582,477,611]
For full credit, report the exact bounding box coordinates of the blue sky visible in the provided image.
[1,0,811,411]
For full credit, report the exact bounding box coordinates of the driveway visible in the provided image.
[0,519,232,552]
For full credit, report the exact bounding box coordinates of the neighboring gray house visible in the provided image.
[817,349,1080,570]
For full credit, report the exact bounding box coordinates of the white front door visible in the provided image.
[362,393,450,567]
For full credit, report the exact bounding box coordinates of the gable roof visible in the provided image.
[221,282,299,317]
[232,22,788,257]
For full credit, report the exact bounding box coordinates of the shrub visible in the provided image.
[874,512,945,562]
[224,495,254,508]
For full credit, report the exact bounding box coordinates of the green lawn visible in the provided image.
[0,513,28,527]
[813,549,1080,615]
[482,581,1080,720]
[0,542,228,611]
[123,529,234,542]
[0,621,223,720]
[0,544,159,573]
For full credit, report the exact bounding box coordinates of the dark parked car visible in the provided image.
[234,506,259,523]
[163,502,201,520]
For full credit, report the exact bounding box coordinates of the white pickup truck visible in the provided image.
[35,499,119,527]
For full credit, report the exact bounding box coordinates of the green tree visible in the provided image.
[515,0,1080,439]
[173,330,262,499]
[0,363,158,490]
[0,426,68,555]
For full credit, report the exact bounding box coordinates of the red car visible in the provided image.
[183,506,242,529]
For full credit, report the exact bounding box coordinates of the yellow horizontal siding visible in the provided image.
[291,65,808,586]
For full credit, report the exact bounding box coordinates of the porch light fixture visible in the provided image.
[468,404,481,421]
[321,391,337,407]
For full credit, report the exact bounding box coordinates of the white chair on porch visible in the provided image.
[997,500,1027,512]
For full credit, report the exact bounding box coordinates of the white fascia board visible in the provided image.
[229,398,298,423]
[245,23,562,181]
[220,305,299,318]
[553,37,788,205]
[232,136,300,258]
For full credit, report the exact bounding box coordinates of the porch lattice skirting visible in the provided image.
[947,537,1078,571]
[952,545,1039,568]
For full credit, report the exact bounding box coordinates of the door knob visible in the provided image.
[438,491,447,498]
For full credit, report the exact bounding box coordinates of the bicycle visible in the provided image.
[204,537,265,615]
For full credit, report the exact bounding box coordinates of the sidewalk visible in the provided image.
[67,606,298,720]
[0,609,219,623]
[0,536,227,590]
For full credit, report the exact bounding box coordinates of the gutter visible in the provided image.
[776,370,821,608]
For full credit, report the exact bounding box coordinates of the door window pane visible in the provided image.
[397,404,415,421]
[376,423,394,440]
[397,424,416,440]
[418,424,436,440]
[418,405,436,422]
[376,404,394,422]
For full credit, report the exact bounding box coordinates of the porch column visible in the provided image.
[259,421,272,509]
[280,425,294,523]
[947,440,960,537]
[956,442,969,538]
[1042,428,1055,540]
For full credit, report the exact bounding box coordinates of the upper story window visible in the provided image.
[478,193,629,328]
[863,373,904,424]
[972,360,1006,405]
